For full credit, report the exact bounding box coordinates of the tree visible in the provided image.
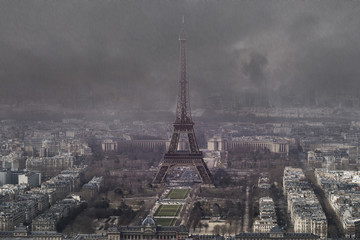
[203,222,209,233]
[220,225,227,236]
[214,169,232,187]
[94,200,109,209]
[234,219,241,234]
[213,203,221,217]
[188,201,203,229]
[227,220,234,236]
[114,188,123,196]
[213,225,221,235]
[197,222,203,233]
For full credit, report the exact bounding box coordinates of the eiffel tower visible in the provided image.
[153,21,213,185]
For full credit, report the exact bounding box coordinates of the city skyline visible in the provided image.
[3,1,360,239]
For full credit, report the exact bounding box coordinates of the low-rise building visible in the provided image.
[102,139,118,152]
[0,202,26,231]
[314,168,360,238]
[283,167,327,239]
[32,196,85,232]
[0,224,63,239]
[74,215,189,240]
[81,176,104,200]
[258,173,271,189]
[253,197,277,233]
[26,155,74,179]
[227,136,290,154]
[235,229,319,239]
[31,213,57,231]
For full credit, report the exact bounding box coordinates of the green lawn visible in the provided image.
[154,204,182,217]
[166,189,190,199]
[154,217,176,226]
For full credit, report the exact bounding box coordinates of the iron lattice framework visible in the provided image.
[153,25,213,185]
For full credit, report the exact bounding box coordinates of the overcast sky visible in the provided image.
[0,0,360,109]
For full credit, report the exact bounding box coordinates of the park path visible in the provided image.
[242,186,250,232]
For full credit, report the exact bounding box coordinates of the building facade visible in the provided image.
[283,167,327,239]
[253,197,277,233]
[74,215,189,240]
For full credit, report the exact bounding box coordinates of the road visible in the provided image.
[242,186,250,232]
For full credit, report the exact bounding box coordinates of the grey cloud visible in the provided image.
[0,0,360,110]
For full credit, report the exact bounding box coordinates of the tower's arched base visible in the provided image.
[153,152,213,185]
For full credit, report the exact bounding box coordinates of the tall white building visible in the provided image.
[18,171,41,187]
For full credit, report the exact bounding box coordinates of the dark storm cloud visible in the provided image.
[242,52,268,86]
[0,0,360,109]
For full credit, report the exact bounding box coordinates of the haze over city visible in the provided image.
[1,0,360,111]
